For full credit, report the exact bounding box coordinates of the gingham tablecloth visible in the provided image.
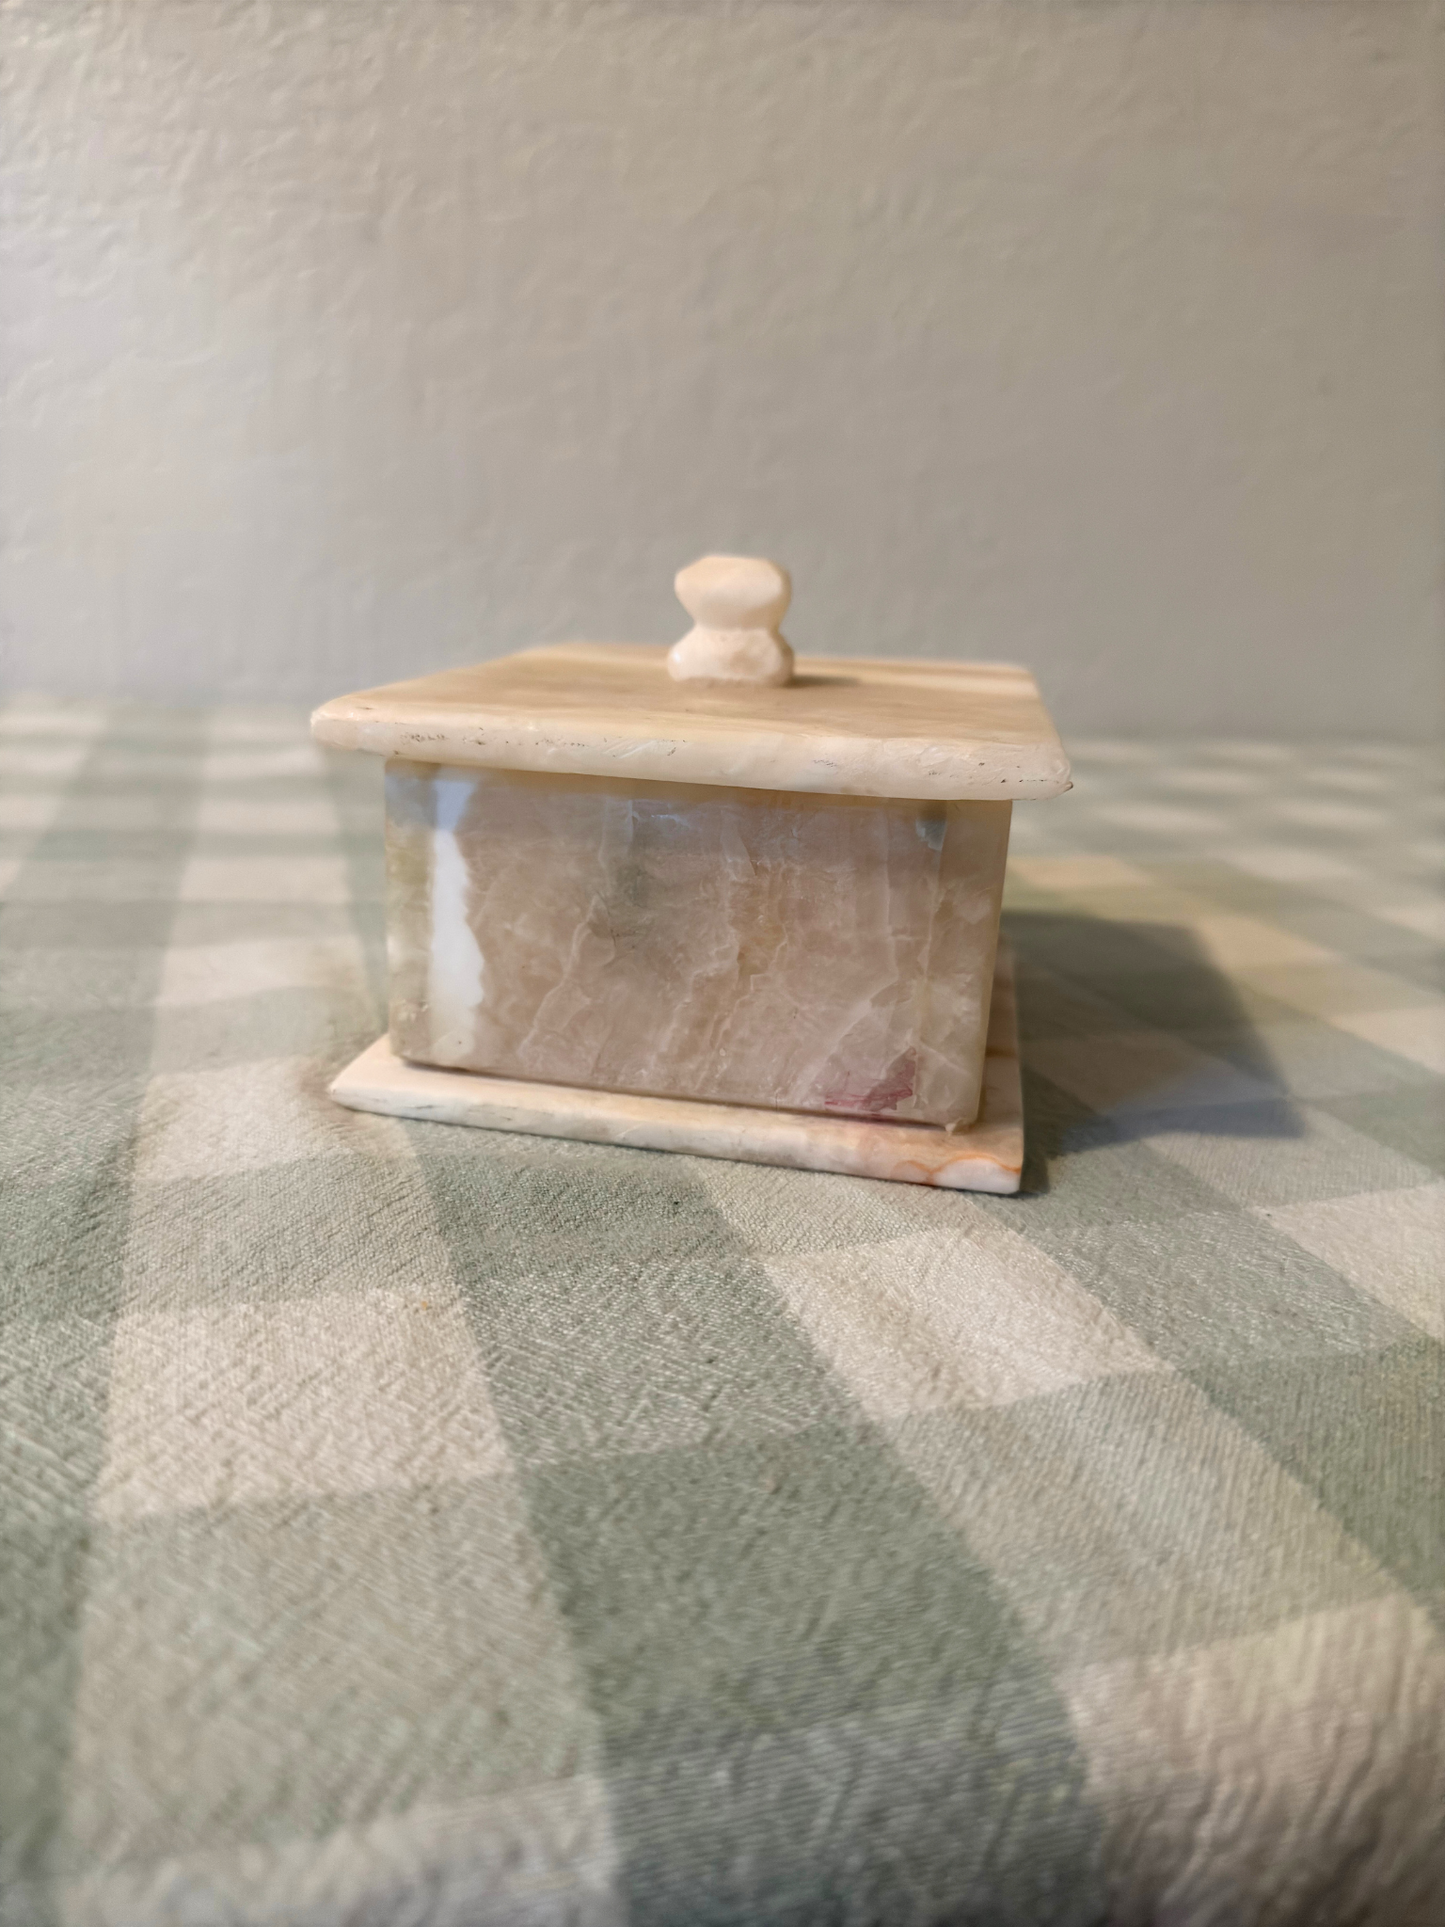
[2,701,1442,1927]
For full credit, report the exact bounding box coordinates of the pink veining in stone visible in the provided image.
[385,760,1012,1128]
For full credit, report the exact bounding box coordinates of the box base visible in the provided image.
[329,950,1023,1193]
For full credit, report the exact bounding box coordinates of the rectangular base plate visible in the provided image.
[330,950,1023,1193]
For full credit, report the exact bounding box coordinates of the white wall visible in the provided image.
[3,0,1442,736]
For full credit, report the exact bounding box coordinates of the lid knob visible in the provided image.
[668,554,795,686]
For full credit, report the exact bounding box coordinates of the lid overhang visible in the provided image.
[311,644,1071,803]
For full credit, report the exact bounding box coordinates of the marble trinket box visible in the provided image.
[313,556,1070,1191]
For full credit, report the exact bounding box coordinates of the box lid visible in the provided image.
[310,556,1070,802]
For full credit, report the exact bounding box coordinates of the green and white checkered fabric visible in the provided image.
[3,701,1441,1927]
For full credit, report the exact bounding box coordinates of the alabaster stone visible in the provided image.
[330,946,1024,1194]
[667,554,795,686]
[315,554,1069,1184]
[385,760,1011,1128]
[311,645,1070,802]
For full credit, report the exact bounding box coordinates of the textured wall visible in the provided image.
[3,0,1442,735]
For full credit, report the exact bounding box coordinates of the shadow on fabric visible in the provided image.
[1004,911,1306,1195]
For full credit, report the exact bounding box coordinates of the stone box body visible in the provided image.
[385,759,1012,1128]
[313,638,1069,1155]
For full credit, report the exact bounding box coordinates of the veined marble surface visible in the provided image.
[386,760,1011,1128]
[312,644,1070,801]
[332,949,1024,1193]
